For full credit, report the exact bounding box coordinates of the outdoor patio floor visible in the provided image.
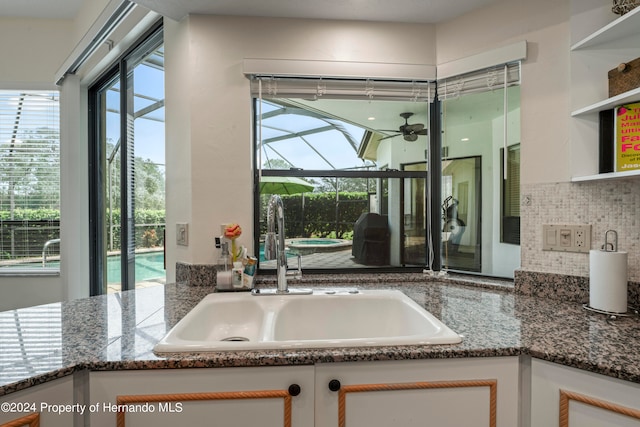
[260,248,369,270]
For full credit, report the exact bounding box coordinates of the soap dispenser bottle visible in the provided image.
[216,241,232,291]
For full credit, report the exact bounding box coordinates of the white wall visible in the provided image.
[163,15,437,281]
[0,17,72,86]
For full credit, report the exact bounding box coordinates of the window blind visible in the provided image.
[250,77,435,102]
[437,61,521,100]
[0,90,60,264]
[0,304,62,381]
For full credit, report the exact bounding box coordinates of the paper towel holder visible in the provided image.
[584,229,639,319]
[582,303,638,319]
[601,229,618,252]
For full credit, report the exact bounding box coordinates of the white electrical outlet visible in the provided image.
[575,229,586,248]
[542,224,591,253]
[176,223,189,246]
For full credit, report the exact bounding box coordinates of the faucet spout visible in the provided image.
[266,194,288,293]
[254,195,310,296]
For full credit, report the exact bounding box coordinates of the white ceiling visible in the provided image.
[0,0,499,23]
[0,0,84,19]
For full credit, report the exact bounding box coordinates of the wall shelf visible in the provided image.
[571,6,640,50]
[571,169,640,182]
[569,4,640,181]
[571,87,640,116]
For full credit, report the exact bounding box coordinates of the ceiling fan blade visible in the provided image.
[379,133,401,141]
[417,129,428,135]
[404,134,418,142]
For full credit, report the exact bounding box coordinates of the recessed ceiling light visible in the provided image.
[461,137,470,142]
[367,117,376,121]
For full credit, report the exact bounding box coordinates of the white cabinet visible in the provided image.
[89,366,315,427]
[88,357,520,427]
[531,359,640,427]
[14,356,640,426]
[0,376,75,427]
[570,6,640,181]
[314,357,520,427]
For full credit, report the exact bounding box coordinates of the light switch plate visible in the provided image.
[176,223,189,246]
[542,224,591,253]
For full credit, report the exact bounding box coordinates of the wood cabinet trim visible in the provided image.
[337,379,497,427]
[0,413,40,427]
[115,389,292,427]
[559,389,640,426]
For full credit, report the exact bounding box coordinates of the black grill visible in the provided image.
[352,213,390,265]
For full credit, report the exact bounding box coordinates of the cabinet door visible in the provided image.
[0,376,74,427]
[531,359,640,427]
[315,357,520,427]
[89,366,314,427]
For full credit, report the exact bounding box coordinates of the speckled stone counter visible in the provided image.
[1,273,639,397]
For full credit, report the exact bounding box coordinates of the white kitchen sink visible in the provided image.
[153,289,461,353]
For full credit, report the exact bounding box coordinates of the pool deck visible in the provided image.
[107,278,166,294]
[261,248,368,269]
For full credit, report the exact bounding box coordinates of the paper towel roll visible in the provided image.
[589,249,628,313]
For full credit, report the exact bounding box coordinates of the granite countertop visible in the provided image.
[1,273,640,397]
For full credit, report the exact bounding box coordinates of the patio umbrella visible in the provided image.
[259,176,314,195]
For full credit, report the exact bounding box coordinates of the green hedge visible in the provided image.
[0,209,166,224]
[260,192,368,239]
[3,195,369,255]
[104,209,166,225]
[103,209,166,249]
[0,209,166,257]
[0,209,60,221]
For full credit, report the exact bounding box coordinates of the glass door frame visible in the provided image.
[88,22,163,296]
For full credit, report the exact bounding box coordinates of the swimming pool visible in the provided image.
[287,238,352,256]
[107,251,165,284]
[0,251,165,284]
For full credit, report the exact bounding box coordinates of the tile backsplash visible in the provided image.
[521,180,640,282]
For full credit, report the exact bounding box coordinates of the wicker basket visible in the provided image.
[612,0,640,15]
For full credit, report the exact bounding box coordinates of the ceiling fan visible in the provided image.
[379,112,428,142]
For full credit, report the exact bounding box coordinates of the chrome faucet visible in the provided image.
[264,194,288,292]
[254,194,310,296]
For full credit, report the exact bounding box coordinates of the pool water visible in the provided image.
[289,239,341,245]
[258,243,296,262]
[107,251,165,284]
[258,238,352,260]
[1,251,165,284]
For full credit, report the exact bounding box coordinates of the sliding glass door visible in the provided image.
[89,25,165,295]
